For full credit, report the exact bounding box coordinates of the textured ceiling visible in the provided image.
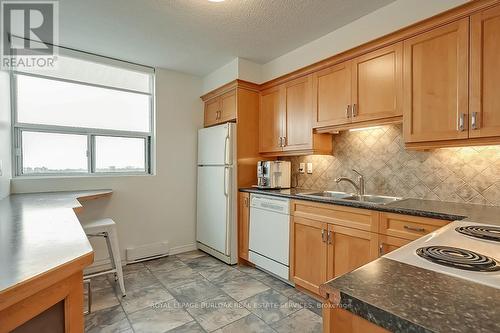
[57,0,396,75]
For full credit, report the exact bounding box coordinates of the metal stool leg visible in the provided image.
[107,227,126,296]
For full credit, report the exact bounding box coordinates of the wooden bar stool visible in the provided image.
[83,218,126,297]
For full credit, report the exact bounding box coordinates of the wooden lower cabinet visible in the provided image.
[324,307,389,333]
[379,212,449,241]
[238,192,250,261]
[378,234,411,256]
[291,216,328,295]
[327,225,379,280]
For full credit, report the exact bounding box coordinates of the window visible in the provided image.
[12,46,155,176]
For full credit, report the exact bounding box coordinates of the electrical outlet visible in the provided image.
[307,162,313,174]
[299,163,305,174]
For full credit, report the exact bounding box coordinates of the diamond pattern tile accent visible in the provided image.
[284,124,500,206]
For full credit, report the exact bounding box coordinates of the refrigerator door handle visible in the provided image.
[224,135,230,165]
[224,166,231,255]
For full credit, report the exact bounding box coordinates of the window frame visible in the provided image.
[11,68,155,178]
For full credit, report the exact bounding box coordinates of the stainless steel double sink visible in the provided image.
[296,191,402,205]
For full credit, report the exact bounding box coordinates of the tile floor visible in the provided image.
[84,250,323,333]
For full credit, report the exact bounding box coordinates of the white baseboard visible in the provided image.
[84,242,198,274]
[169,243,197,255]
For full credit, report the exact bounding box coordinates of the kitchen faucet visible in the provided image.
[335,169,365,196]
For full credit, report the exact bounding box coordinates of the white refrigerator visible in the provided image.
[196,123,237,264]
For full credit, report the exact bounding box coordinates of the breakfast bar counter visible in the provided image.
[0,189,112,332]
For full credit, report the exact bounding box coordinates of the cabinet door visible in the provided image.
[259,86,284,153]
[283,75,313,151]
[312,61,352,128]
[352,43,403,122]
[291,216,327,295]
[238,192,250,261]
[219,90,237,123]
[327,225,379,280]
[403,18,469,143]
[470,5,500,138]
[378,235,411,256]
[204,97,221,127]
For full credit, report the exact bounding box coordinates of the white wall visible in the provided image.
[202,57,262,94]
[202,58,239,94]
[0,70,11,199]
[11,68,203,267]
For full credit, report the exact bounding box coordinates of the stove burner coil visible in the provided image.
[455,225,500,242]
[416,246,500,272]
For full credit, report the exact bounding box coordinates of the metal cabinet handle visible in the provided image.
[244,197,249,207]
[321,229,326,243]
[471,111,478,130]
[457,113,465,131]
[404,225,425,233]
[282,136,287,147]
[327,230,332,244]
[278,137,282,147]
[345,105,351,118]
[352,104,357,118]
[379,244,384,256]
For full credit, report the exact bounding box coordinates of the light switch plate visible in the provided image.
[307,162,313,174]
[299,163,305,174]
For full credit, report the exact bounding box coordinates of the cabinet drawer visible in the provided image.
[291,200,379,232]
[379,213,449,240]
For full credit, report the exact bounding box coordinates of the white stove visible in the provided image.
[385,220,500,289]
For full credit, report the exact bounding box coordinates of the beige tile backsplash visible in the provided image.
[282,124,500,206]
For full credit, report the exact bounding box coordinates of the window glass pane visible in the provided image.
[22,131,88,174]
[95,136,146,173]
[16,75,151,132]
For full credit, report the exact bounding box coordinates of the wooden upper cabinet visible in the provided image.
[203,89,237,127]
[283,75,313,151]
[403,18,469,143]
[259,86,283,153]
[352,43,403,123]
[327,224,379,280]
[470,4,500,139]
[259,75,332,155]
[204,98,221,127]
[312,61,352,128]
[291,216,328,295]
[219,90,237,123]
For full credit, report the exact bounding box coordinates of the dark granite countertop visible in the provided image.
[241,187,500,332]
[239,187,500,225]
[320,258,500,333]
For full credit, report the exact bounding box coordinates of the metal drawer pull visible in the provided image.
[457,113,465,131]
[404,225,425,232]
[352,104,357,118]
[345,105,351,118]
[471,111,478,130]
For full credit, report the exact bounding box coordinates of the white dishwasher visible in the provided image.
[249,194,290,281]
